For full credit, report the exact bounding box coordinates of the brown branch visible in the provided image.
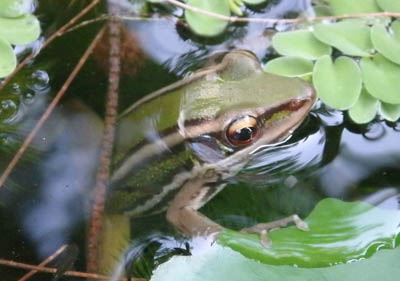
[86,1,121,273]
[0,259,146,281]
[18,244,68,281]
[0,0,101,92]
[166,0,400,23]
[63,14,169,34]
[0,27,106,189]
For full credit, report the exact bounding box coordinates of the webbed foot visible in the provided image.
[240,214,309,247]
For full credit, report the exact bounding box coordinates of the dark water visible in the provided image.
[0,0,399,280]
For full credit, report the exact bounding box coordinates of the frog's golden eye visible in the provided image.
[226,116,259,146]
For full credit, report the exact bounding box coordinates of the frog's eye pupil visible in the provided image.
[226,116,259,146]
[232,127,255,141]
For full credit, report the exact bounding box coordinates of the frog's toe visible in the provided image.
[240,214,309,247]
[292,214,309,231]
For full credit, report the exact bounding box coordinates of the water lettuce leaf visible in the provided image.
[313,21,373,57]
[329,0,381,15]
[371,21,400,65]
[313,56,361,110]
[348,88,379,124]
[361,54,400,104]
[264,56,313,78]
[272,30,331,60]
[184,0,230,37]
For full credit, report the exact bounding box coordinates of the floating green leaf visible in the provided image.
[329,0,381,15]
[379,102,400,122]
[376,0,400,12]
[361,54,400,104]
[272,30,332,60]
[371,21,400,65]
[0,14,40,45]
[0,37,16,78]
[264,57,313,77]
[185,0,230,37]
[313,21,373,57]
[228,0,243,16]
[0,0,32,18]
[151,199,400,281]
[348,89,379,124]
[313,56,361,110]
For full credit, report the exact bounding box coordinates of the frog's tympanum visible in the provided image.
[100,50,316,271]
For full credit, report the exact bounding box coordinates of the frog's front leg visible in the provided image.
[241,215,309,247]
[166,177,225,237]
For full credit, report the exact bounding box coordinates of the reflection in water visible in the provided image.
[319,121,400,199]
[23,102,102,257]
[242,125,324,184]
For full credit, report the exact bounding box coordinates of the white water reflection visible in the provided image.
[23,101,102,257]
[319,123,400,199]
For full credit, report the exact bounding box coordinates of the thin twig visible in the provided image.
[0,259,146,281]
[86,1,121,273]
[18,244,68,281]
[63,14,167,34]
[0,27,106,189]
[0,0,101,92]
[166,0,400,23]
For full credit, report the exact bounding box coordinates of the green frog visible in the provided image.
[99,50,316,272]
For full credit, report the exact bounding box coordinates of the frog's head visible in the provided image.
[180,50,316,165]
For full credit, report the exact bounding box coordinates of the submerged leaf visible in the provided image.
[361,54,400,104]
[0,14,40,45]
[218,198,400,267]
[379,102,400,122]
[151,245,400,281]
[184,0,230,37]
[272,30,332,60]
[313,21,373,57]
[313,56,361,110]
[151,199,400,281]
[0,37,16,78]
[264,57,313,77]
[242,0,267,4]
[371,21,400,65]
[376,0,400,12]
[329,0,381,15]
[348,89,379,124]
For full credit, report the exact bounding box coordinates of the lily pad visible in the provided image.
[0,0,32,18]
[376,0,400,12]
[379,102,400,122]
[313,56,361,110]
[272,30,332,60]
[348,89,379,124]
[151,198,400,281]
[0,37,16,78]
[360,54,400,104]
[371,21,400,65]
[329,0,381,15]
[263,57,313,77]
[313,21,373,57]
[184,0,230,37]
[0,14,40,45]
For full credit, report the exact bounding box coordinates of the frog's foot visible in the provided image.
[240,214,309,247]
